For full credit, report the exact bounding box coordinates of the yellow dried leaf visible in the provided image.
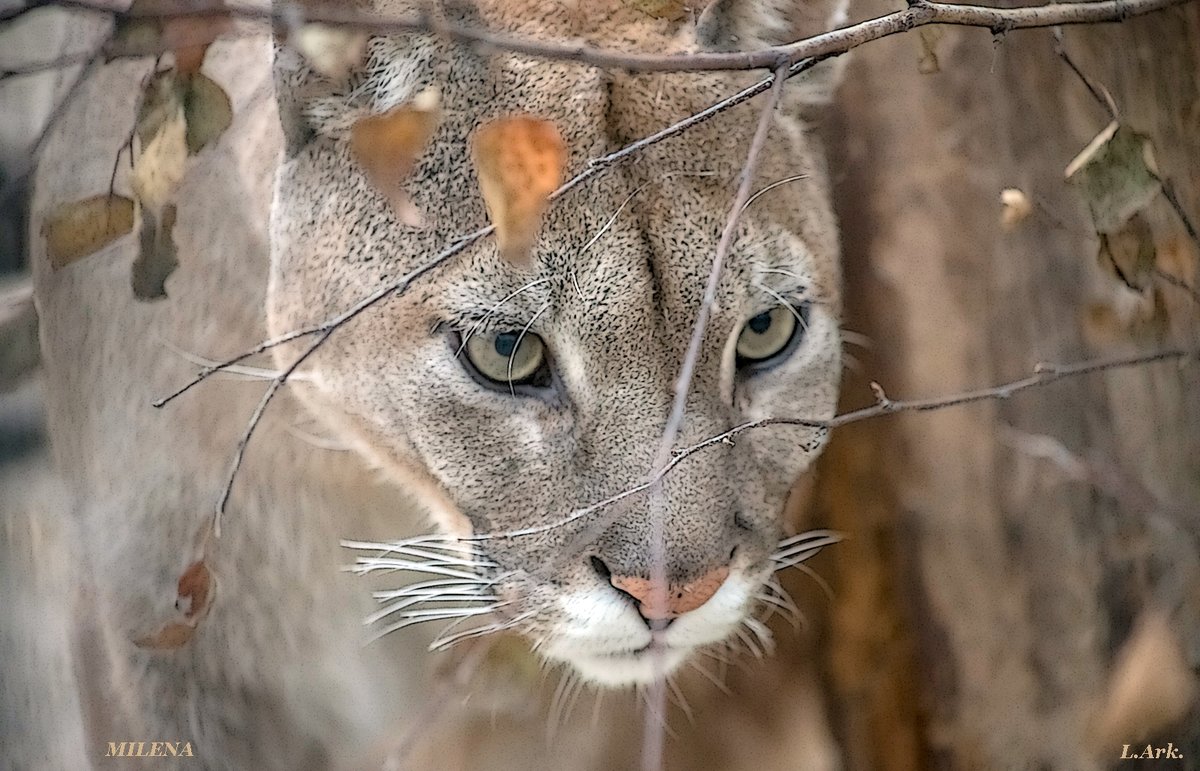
[471,116,566,266]
[134,620,197,650]
[292,24,368,80]
[133,74,188,211]
[350,90,441,227]
[42,194,136,270]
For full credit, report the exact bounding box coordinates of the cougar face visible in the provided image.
[269,0,842,686]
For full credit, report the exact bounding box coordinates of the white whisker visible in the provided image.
[506,301,552,396]
[743,617,776,657]
[742,174,811,212]
[734,625,763,658]
[349,559,489,581]
[429,609,536,651]
[774,529,841,550]
[366,594,498,626]
[456,277,552,355]
[666,676,694,725]
[688,658,732,696]
[841,329,873,350]
[787,561,836,604]
[372,578,492,599]
[159,337,317,383]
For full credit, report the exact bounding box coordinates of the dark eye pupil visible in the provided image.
[494,333,518,357]
[748,312,772,335]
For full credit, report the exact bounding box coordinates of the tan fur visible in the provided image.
[25,1,845,767]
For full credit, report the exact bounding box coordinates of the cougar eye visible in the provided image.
[460,330,551,388]
[735,304,807,368]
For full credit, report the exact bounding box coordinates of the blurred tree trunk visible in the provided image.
[818,2,1200,769]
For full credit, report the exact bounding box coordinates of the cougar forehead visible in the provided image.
[269,0,842,684]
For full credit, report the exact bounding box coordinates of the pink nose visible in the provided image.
[611,566,730,620]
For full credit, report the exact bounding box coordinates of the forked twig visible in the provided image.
[154,57,822,409]
[17,0,1191,74]
[471,345,1198,543]
[639,61,790,771]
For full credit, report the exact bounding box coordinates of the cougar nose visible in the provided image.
[609,566,730,622]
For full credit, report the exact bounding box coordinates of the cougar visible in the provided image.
[23,0,845,767]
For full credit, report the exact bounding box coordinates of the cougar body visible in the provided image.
[24,1,845,767]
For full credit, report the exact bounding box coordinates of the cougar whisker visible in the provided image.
[687,658,732,696]
[666,675,695,726]
[455,277,552,356]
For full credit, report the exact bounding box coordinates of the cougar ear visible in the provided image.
[695,0,849,108]
[271,0,380,158]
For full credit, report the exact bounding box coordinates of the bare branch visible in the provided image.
[211,327,329,537]
[639,63,789,771]
[153,58,821,406]
[471,345,1199,542]
[12,0,1189,74]
[153,225,492,407]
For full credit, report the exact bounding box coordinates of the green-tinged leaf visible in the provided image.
[132,203,179,301]
[135,70,186,149]
[183,73,232,154]
[1066,122,1161,234]
[41,194,136,269]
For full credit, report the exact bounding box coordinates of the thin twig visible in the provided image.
[471,345,1198,543]
[154,226,491,407]
[640,62,789,771]
[154,58,820,407]
[30,0,1192,73]
[212,327,329,536]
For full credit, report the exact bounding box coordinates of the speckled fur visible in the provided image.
[27,0,844,767]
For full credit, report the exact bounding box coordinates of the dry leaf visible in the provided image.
[1088,610,1197,753]
[134,73,189,205]
[133,203,179,300]
[1098,212,1156,292]
[182,72,232,154]
[41,194,136,270]
[1000,187,1032,229]
[1066,122,1161,234]
[471,116,566,266]
[291,24,368,80]
[350,89,442,227]
[134,558,214,651]
[133,72,189,300]
[109,0,229,74]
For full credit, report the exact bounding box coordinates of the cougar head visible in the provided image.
[269,0,844,686]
